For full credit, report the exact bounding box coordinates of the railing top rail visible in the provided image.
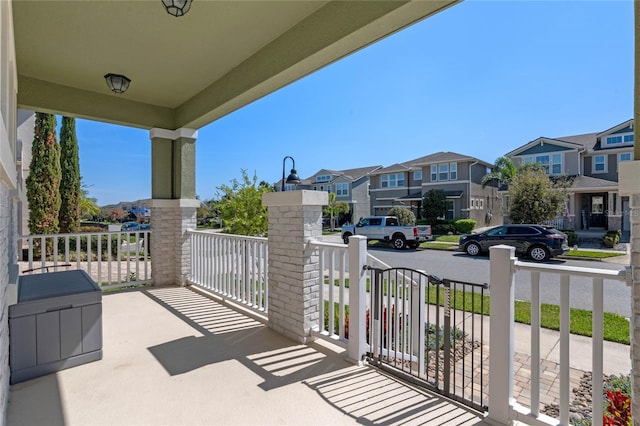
[19,230,151,240]
[308,239,347,249]
[515,259,628,281]
[186,229,267,242]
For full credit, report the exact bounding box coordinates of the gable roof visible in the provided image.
[506,136,587,157]
[371,151,491,175]
[302,165,382,185]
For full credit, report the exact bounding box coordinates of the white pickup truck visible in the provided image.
[341,216,432,250]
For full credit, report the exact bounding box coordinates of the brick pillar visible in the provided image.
[262,190,328,343]
[619,161,640,423]
[150,199,199,286]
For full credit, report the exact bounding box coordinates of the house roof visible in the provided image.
[299,165,382,186]
[567,175,619,191]
[505,136,587,157]
[507,119,634,157]
[372,151,491,175]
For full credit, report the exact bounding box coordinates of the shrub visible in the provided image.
[433,223,456,235]
[561,230,578,247]
[388,206,416,226]
[454,219,476,234]
[603,231,621,248]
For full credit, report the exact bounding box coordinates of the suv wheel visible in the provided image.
[529,246,549,262]
[465,242,481,256]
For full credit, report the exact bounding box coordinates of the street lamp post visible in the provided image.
[282,156,301,191]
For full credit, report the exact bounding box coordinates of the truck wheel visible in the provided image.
[392,234,406,250]
[342,232,352,244]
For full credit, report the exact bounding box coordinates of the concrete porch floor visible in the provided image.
[6,286,487,426]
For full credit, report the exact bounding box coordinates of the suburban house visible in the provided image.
[505,119,634,232]
[368,151,502,227]
[282,166,381,224]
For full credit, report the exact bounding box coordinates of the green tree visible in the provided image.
[58,116,81,232]
[217,169,272,236]
[79,180,100,220]
[26,112,61,238]
[481,156,516,188]
[323,192,349,231]
[421,189,446,225]
[508,163,569,224]
[388,206,416,226]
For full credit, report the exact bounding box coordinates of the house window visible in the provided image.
[619,152,632,163]
[606,135,623,145]
[284,184,295,191]
[479,198,484,209]
[449,163,457,180]
[381,173,405,188]
[326,185,331,193]
[316,175,331,182]
[439,163,449,181]
[413,170,422,181]
[336,183,349,196]
[593,155,607,173]
[551,154,562,175]
[430,165,437,181]
[624,134,634,143]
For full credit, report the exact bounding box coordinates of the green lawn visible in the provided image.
[327,277,629,344]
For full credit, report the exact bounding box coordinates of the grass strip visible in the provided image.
[563,250,625,259]
[327,278,629,344]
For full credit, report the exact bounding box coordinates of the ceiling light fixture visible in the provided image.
[161,0,193,17]
[104,73,131,94]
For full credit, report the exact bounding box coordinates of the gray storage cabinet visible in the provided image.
[9,270,103,384]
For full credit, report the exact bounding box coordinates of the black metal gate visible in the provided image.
[364,266,489,412]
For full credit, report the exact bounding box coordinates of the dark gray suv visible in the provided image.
[458,224,569,262]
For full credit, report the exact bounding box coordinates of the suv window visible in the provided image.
[507,226,539,235]
[487,226,507,236]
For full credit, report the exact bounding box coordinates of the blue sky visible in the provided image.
[73,0,633,206]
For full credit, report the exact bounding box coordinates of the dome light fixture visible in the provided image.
[161,0,193,17]
[104,73,131,94]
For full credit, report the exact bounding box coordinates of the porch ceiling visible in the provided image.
[13,0,460,131]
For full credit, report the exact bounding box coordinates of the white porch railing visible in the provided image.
[18,230,152,290]
[308,237,388,353]
[487,245,629,426]
[187,230,268,314]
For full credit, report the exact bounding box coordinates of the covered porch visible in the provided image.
[6,286,485,425]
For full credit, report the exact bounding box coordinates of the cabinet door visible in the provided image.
[10,316,37,371]
[37,311,61,364]
[61,307,82,358]
[82,304,102,353]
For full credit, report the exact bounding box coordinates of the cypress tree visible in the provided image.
[58,116,81,232]
[26,113,61,238]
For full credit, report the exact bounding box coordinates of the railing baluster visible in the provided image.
[530,270,541,416]
[559,274,570,426]
[592,277,604,425]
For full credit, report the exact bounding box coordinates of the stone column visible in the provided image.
[262,190,328,343]
[149,128,199,286]
[619,161,640,423]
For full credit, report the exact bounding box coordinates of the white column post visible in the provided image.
[149,128,199,287]
[486,245,516,426]
[619,161,640,422]
[347,235,367,365]
[262,190,328,343]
